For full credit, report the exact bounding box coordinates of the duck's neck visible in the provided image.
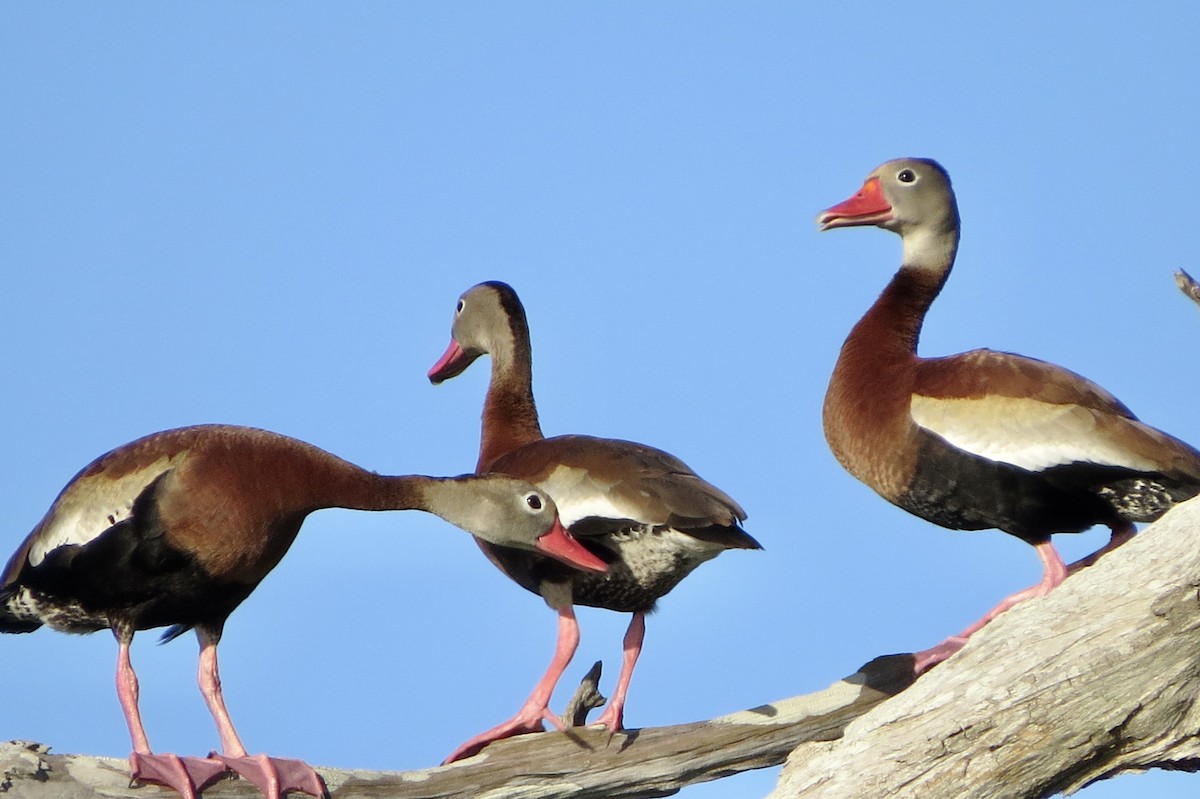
[821,223,959,492]
[901,223,958,285]
[823,226,958,436]
[851,225,959,358]
[320,470,470,519]
[312,466,432,513]
[477,325,544,472]
[852,265,948,360]
[382,475,497,533]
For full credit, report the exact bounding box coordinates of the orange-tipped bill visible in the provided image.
[817,176,893,230]
[536,519,609,573]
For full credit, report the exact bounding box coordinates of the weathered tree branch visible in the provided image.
[770,497,1200,799]
[1,649,910,798]
[9,499,1200,799]
[561,660,608,728]
[1175,268,1200,307]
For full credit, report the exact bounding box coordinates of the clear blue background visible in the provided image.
[3,4,1198,797]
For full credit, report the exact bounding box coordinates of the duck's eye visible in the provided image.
[897,169,917,184]
[525,493,543,511]
[456,299,465,314]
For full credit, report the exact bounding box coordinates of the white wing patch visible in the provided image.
[538,464,641,528]
[910,395,1159,473]
[28,456,179,567]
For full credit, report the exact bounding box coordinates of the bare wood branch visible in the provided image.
[0,655,912,799]
[561,660,607,727]
[770,497,1200,799]
[1176,268,1200,307]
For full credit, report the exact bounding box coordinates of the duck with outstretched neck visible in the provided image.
[0,423,604,799]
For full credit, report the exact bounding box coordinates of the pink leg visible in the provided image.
[590,611,645,732]
[1068,522,1136,573]
[112,627,227,799]
[913,539,1068,675]
[197,635,248,757]
[115,634,152,756]
[443,606,581,763]
[195,629,327,799]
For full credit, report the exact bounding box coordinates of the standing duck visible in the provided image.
[428,281,760,762]
[817,158,1200,673]
[1,424,605,799]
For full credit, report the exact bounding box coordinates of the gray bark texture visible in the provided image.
[770,497,1200,799]
[6,498,1200,799]
[1175,268,1200,307]
[0,656,912,798]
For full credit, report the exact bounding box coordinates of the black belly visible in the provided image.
[897,432,1191,543]
[17,516,253,634]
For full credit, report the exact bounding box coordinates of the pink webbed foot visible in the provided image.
[911,539,1070,677]
[129,752,229,798]
[589,701,625,733]
[443,705,564,764]
[445,606,583,763]
[910,578,1059,675]
[911,636,968,675]
[212,753,327,799]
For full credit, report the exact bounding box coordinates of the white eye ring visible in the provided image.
[525,493,544,512]
[897,168,917,184]
[456,299,465,314]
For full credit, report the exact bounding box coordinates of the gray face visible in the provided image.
[448,475,560,549]
[450,284,507,358]
[872,158,958,237]
[428,283,508,383]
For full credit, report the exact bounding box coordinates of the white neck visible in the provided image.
[901,225,959,274]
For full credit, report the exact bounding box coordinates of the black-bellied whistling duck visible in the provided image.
[428,281,760,762]
[818,158,1200,673]
[0,424,605,799]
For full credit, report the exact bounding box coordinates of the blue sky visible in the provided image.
[3,4,1199,798]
